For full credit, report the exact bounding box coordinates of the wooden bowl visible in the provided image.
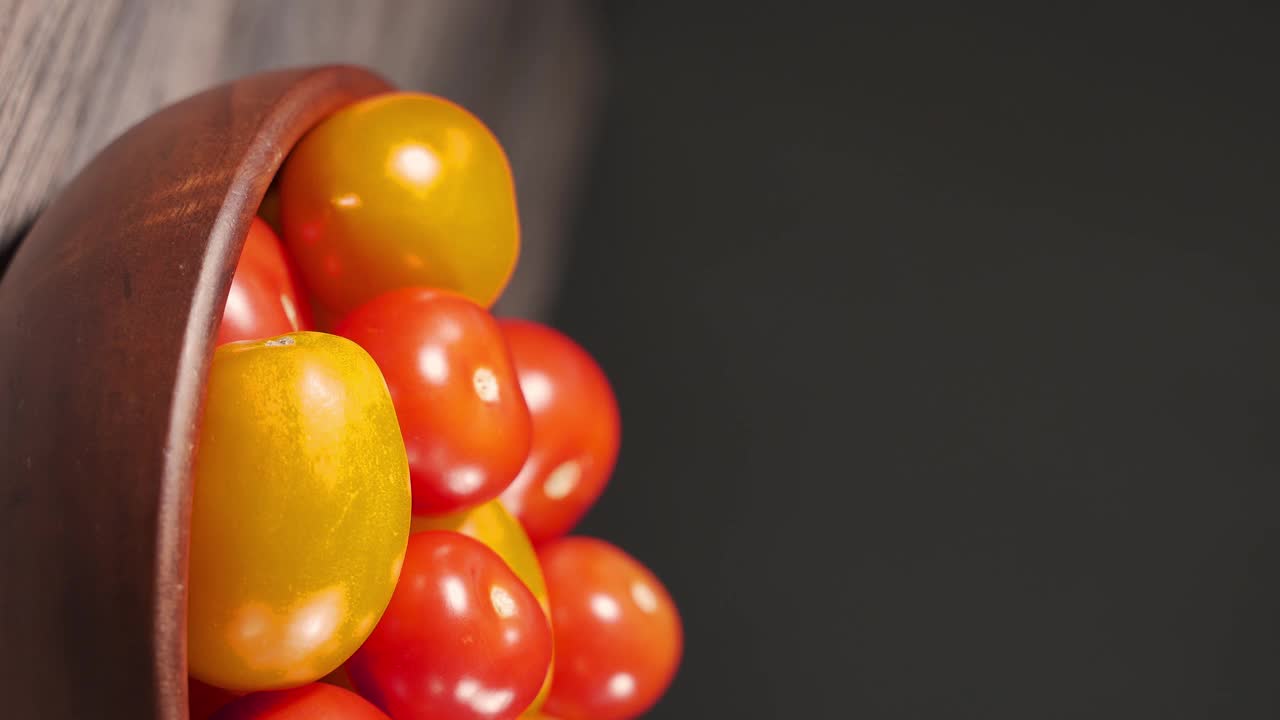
[0,65,394,719]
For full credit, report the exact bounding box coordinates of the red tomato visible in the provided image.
[497,320,620,544]
[211,683,388,719]
[217,217,312,345]
[336,288,531,513]
[347,531,553,720]
[539,538,681,720]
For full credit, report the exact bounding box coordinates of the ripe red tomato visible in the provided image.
[497,320,620,544]
[210,683,389,719]
[217,217,312,345]
[539,538,681,720]
[336,288,531,513]
[347,531,553,720]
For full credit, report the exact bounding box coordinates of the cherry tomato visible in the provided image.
[217,217,312,345]
[347,531,553,720]
[280,92,519,315]
[190,677,238,720]
[412,500,554,711]
[189,332,412,691]
[496,320,620,544]
[538,537,682,720]
[336,288,531,513]
[211,683,389,719]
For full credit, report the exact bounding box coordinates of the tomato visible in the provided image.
[217,217,312,345]
[538,538,681,720]
[347,531,553,720]
[280,92,519,315]
[496,320,620,544]
[190,677,238,720]
[410,500,547,606]
[189,332,412,691]
[336,288,531,513]
[211,683,389,719]
[412,500,554,711]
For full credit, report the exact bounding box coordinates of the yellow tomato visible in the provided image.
[279,92,520,315]
[188,332,411,691]
[412,500,553,711]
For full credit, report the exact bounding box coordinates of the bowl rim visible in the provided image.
[0,65,394,719]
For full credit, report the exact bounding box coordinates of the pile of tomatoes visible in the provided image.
[188,94,681,720]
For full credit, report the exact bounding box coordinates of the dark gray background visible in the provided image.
[558,4,1280,718]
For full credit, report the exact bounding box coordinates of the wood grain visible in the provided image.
[0,0,602,318]
[0,65,393,719]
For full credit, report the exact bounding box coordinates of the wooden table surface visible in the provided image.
[0,0,601,318]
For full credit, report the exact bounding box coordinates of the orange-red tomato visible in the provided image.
[539,537,682,720]
[497,320,620,544]
[279,92,520,315]
[336,288,531,514]
[211,683,389,719]
[412,500,554,712]
[217,217,312,345]
[347,531,553,720]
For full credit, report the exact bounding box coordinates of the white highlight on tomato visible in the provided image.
[490,585,517,618]
[631,581,659,614]
[608,672,636,698]
[442,576,469,615]
[455,677,516,715]
[280,292,300,329]
[418,346,449,384]
[590,592,621,622]
[519,370,553,412]
[473,366,499,402]
[391,144,441,186]
[543,459,582,500]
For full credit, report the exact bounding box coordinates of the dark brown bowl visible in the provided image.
[0,66,394,719]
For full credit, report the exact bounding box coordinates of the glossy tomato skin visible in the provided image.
[412,500,555,711]
[539,537,682,720]
[497,320,620,544]
[336,288,531,514]
[347,531,553,720]
[280,92,519,315]
[217,217,312,345]
[189,332,411,691]
[211,683,389,720]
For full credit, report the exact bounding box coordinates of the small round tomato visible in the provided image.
[280,92,519,315]
[336,288,531,513]
[347,531,553,720]
[412,500,554,711]
[539,538,681,720]
[189,332,411,691]
[211,683,389,719]
[497,320,620,544]
[217,217,312,345]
